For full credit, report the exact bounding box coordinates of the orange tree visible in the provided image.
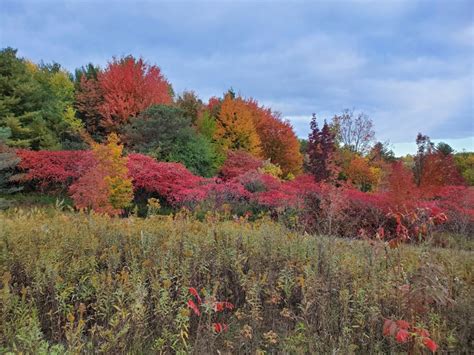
[213,93,262,157]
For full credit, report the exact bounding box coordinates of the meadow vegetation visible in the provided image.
[1,208,473,353]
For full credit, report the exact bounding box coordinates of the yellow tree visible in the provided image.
[69,133,133,214]
[214,94,262,157]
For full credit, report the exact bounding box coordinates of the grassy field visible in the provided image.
[1,208,473,353]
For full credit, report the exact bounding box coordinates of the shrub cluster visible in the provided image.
[16,149,474,242]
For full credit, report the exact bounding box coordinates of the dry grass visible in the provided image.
[1,208,473,353]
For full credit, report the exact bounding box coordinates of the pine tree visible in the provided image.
[0,127,22,208]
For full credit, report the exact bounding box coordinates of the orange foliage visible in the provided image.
[345,155,381,191]
[246,99,303,176]
[214,94,262,157]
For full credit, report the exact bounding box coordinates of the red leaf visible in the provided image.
[383,319,399,337]
[422,337,438,353]
[187,299,200,316]
[396,329,410,343]
[213,302,225,312]
[396,320,410,330]
[188,287,202,304]
[212,322,228,333]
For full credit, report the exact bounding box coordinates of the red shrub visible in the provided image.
[16,149,94,188]
[434,186,474,234]
[127,153,205,205]
[219,150,263,180]
[15,148,471,240]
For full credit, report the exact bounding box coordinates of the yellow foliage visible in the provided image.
[214,95,262,157]
[258,160,283,178]
[92,133,133,210]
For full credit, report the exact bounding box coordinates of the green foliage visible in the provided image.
[196,110,216,140]
[258,159,283,178]
[122,105,192,157]
[175,90,203,124]
[0,209,472,353]
[436,142,454,156]
[454,152,474,186]
[168,131,223,177]
[0,48,83,150]
[0,128,22,209]
[122,105,222,176]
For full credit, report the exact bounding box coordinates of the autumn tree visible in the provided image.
[387,161,418,209]
[366,141,395,191]
[74,64,105,139]
[332,109,375,154]
[420,152,465,192]
[246,99,303,176]
[413,134,465,193]
[345,154,381,192]
[306,114,339,182]
[369,141,395,163]
[69,133,133,214]
[413,133,435,187]
[214,93,262,157]
[75,56,172,136]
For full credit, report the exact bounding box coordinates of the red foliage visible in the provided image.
[187,300,201,316]
[420,152,466,196]
[207,96,222,116]
[396,329,410,343]
[219,150,263,180]
[186,287,233,334]
[383,319,438,353]
[201,180,252,207]
[213,301,234,312]
[386,161,418,209]
[75,76,104,136]
[307,115,339,182]
[98,56,172,131]
[127,153,205,205]
[423,337,438,352]
[189,287,202,304]
[212,323,228,333]
[16,148,470,240]
[433,186,474,234]
[246,99,303,175]
[16,149,94,187]
[68,161,112,214]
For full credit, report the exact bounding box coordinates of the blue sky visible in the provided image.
[1,0,473,155]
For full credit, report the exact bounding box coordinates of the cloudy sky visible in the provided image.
[1,0,473,155]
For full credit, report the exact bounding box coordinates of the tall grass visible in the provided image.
[1,208,473,353]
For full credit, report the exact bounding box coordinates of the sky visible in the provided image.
[1,0,473,155]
